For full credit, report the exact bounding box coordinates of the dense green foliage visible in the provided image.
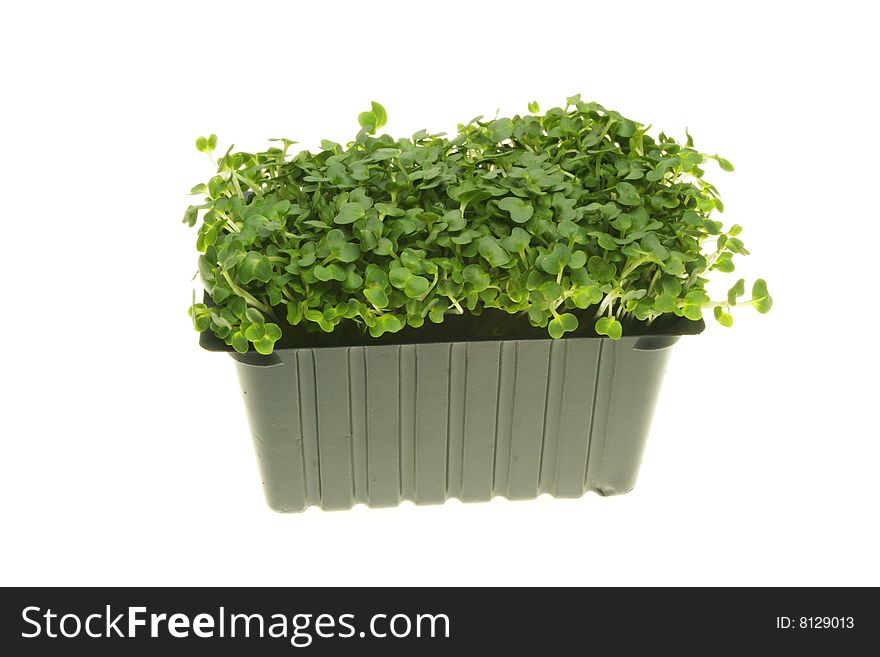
[185,97,771,354]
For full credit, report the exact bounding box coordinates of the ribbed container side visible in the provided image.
[233,336,679,512]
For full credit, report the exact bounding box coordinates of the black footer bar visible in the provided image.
[1,587,875,654]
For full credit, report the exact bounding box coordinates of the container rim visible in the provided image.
[198,294,705,353]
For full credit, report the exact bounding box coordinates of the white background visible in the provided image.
[1,0,877,586]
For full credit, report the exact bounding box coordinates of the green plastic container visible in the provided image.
[201,311,702,512]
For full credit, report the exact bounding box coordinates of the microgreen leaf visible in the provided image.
[715,155,735,172]
[334,202,366,225]
[572,286,603,309]
[654,294,678,313]
[548,313,578,339]
[751,279,773,314]
[537,243,571,275]
[462,265,491,292]
[501,227,531,253]
[682,290,709,321]
[595,316,622,340]
[478,236,511,267]
[498,197,534,223]
[727,278,745,306]
[369,314,403,337]
[195,136,213,152]
[488,118,514,142]
[238,252,273,284]
[358,111,377,131]
[615,182,641,206]
[370,101,387,130]
[404,275,430,298]
[713,306,734,327]
[245,308,264,325]
[364,287,389,309]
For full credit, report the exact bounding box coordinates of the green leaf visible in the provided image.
[404,275,430,298]
[572,286,603,309]
[548,313,578,339]
[253,337,274,354]
[334,202,366,225]
[488,118,514,142]
[364,287,389,308]
[337,243,361,263]
[595,233,617,251]
[245,308,264,325]
[209,312,231,330]
[595,316,622,340]
[389,266,413,289]
[342,267,364,291]
[751,279,773,313]
[369,314,404,337]
[365,265,389,289]
[374,238,395,256]
[218,243,245,271]
[400,250,424,272]
[370,101,387,130]
[537,281,563,301]
[527,305,546,327]
[358,111,377,131]
[462,265,491,292]
[183,205,199,227]
[501,227,531,253]
[568,250,587,270]
[498,197,535,223]
[716,155,735,172]
[682,209,701,226]
[527,100,540,114]
[245,323,266,342]
[615,181,641,206]
[660,278,682,298]
[313,264,335,281]
[537,243,571,275]
[189,304,210,331]
[682,290,709,320]
[327,263,348,281]
[237,252,273,284]
[662,254,685,276]
[654,294,678,313]
[712,252,735,272]
[727,278,745,306]
[230,331,249,354]
[587,256,616,283]
[456,188,492,207]
[714,305,734,327]
[324,229,346,250]
[477,236,511,267]
[443,209,466,231]
[286,302,303,325]
[614,119,636,138]
[641,233,668,260]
